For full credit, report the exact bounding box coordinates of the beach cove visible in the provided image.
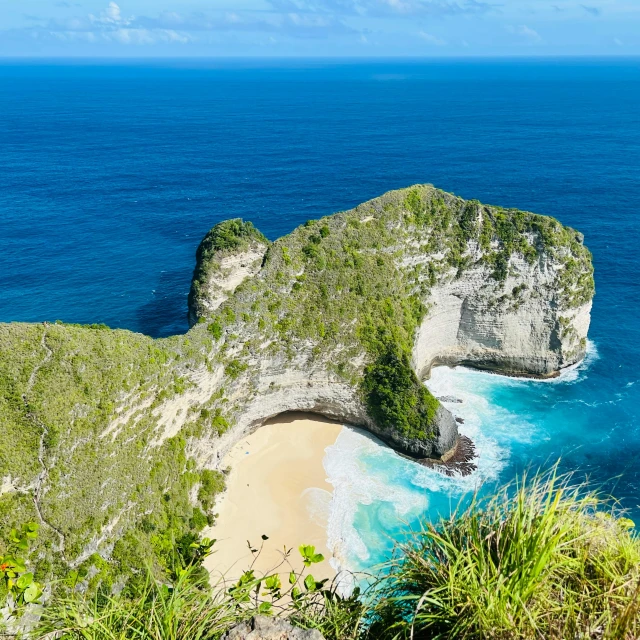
[204,413,342,584]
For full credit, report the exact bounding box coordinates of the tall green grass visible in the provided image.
[34,551,365,640]
[366,470,640,639]
[30,470,640,640]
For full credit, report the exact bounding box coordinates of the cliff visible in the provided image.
[0,185,593,590]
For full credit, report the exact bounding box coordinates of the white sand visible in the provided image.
[204,413,343,586]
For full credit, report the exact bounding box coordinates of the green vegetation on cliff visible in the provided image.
[0,323,221,595]
[363,345,439,440]
[0,185,595,602]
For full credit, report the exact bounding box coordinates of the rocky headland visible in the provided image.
[0,185,593,587]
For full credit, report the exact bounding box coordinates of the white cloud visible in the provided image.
[507,24,542,42]
[105,2,123,23]
[268,0,493,17]
[89,2,127,26]
[418,30,446,45]
[31,1,355,44]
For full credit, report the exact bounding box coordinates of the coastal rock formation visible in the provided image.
[0,185,593,588]
[412,250,592,379]
[187,219,269,326]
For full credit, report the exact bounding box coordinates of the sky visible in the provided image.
[0,0,638,57]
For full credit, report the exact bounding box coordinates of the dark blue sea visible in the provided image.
[1,59,639,569]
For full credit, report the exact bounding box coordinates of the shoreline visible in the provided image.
[204,412,342,585]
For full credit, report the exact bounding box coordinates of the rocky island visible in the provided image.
[0,185,593,588]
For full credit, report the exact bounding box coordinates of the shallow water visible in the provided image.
[1,58,639,571]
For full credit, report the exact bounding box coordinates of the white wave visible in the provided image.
[543,339,599,384]
[323,427,428,573]
[302,487,332,529]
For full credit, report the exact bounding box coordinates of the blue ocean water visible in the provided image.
[1,59,639,569]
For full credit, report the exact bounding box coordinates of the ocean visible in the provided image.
[1,58,639,572]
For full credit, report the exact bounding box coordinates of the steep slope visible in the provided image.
[0,185,593,591]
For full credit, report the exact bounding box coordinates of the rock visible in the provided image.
[188,219,270,326]
[455,416,465,424]
[186,186,592,469]
[222,616,325,640]
[438,396,463,404]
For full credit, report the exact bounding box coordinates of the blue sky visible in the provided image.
[1,0,638,57]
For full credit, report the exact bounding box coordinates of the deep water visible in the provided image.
[1,58,639,569]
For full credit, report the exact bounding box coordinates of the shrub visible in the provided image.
[225,359,248,380]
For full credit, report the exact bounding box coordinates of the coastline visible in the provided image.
[204,412,342,585]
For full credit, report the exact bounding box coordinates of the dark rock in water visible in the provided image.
[222,616,325,640]
[455,416,465,424]
[438,396,463,404]
[419,435,477,477]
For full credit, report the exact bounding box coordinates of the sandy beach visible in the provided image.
[204,412,343,586]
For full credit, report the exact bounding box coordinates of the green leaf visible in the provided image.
[258,601,272,614]
[299,544,319,567]
[16,573,33,590]
[304,574,316,591]
[311,553,324,564]
[265,574,281,591]
[289,571,296,585]
[23,582,41,603]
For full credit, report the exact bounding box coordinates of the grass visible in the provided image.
[34,545,365,640]
[18,470,640,640]
[365,469,640,639]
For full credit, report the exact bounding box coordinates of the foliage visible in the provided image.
[362,343,438,440]
[366,470,640,639]
[26,471,640,640]
[36,541,364,640]
[0,522,43,612]
[225,359,248,380]
[197,219,268,256]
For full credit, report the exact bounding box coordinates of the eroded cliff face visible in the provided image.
[187,220,270,326]
[0,185,594,586]
[412,253,592,379]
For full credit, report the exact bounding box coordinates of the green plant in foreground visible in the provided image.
[366,469,640,640]
[23,470,640,639]
[0,522,43,609]
[36,541,364,640]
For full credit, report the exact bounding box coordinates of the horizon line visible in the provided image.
[1,54,639,63]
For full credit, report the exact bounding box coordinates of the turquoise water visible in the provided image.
[1,59,639,571]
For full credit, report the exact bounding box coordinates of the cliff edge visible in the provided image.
[0,185,593,589]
